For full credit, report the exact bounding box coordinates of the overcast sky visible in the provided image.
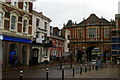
[33,0,120,29]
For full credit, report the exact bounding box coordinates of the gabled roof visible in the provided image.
[78,14,110,26]
[10,10,20,16]
[64,13,113,28]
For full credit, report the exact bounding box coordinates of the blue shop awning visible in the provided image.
[1,35,32,43]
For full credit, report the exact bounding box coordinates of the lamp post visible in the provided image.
[83,47,86,63]
[60,53,63,70]
[70,50,72,68]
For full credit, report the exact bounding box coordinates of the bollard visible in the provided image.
[80,67,82,74]
[105,63,107,68]
[93,65,94,70]
[95,65,98,70]
[60,61,62,70]
[89,65,91,71]
[85,65,87,72]
[73,68,75,77]
[20,70,23,80]
[62,67,64,80]
[46,68,49,80]
[103,63,104,68]
[70,60,72,68]
[101,64,102,69]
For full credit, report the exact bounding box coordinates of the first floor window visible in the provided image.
[104,28,109,38]
[36,18,40,26]
[44,22,47,30]
[23,20,27,33]
[78,29,82,38]
[0,12,3,27]
[11,16,16,30]
[88,28,96,38]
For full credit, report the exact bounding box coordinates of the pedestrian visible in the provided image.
[12,54,15,67]
[14,56,18,67]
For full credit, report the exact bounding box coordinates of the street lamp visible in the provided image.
[70,50,73,68]
[59,53,63,69]
[83,47,86,63]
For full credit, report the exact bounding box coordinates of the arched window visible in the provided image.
[0,12,3,28]
[11,16,16,30]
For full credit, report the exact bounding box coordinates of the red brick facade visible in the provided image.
[64,14,115,62]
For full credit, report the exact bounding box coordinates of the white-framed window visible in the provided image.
[36,18,40,27]
[23,1,29,11]
[88,28,96,38]
[11,0,18,7]
[10,11,19,31]
[44,22,47,30]
[23,19,28,33]
[104,28,109,38]
[0,12,3,28]
[11,16,17,30]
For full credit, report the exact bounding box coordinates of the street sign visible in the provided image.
[0,35,3,40]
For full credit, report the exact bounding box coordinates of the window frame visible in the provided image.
[78,29,82,38]
[10,14,18,31]
[22,18,29,34]
[36,18,40,27]
[44,22,47,30]
[88,28,97,38]
[11,0,18,7]
[23,1,29,11]
[0,12,3,28]
[104,28,109,38]
[11,16,16,30]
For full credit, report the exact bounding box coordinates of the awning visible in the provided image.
[0,35,32,43]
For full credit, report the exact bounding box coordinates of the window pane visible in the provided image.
[36,18,39,26]
[0,13,3,27]
[89,28,96,38]
[23,20,27,32]
[23,2,27,11]
[44,22,47,29]
[11,0,17,6]
[11,16,16,30]
[104,28,109,38]
[78,29,82,38]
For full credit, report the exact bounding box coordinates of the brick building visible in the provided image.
[49,27,65,62]
[111,14,120,63]
[0,1,33,67]
[64,14,115,63]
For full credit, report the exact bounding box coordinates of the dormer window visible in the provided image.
[11,16,16,30]
[11,0,18,7]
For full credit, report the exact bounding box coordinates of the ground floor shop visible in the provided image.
[1,35,32,68]
[31,43,50,65]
